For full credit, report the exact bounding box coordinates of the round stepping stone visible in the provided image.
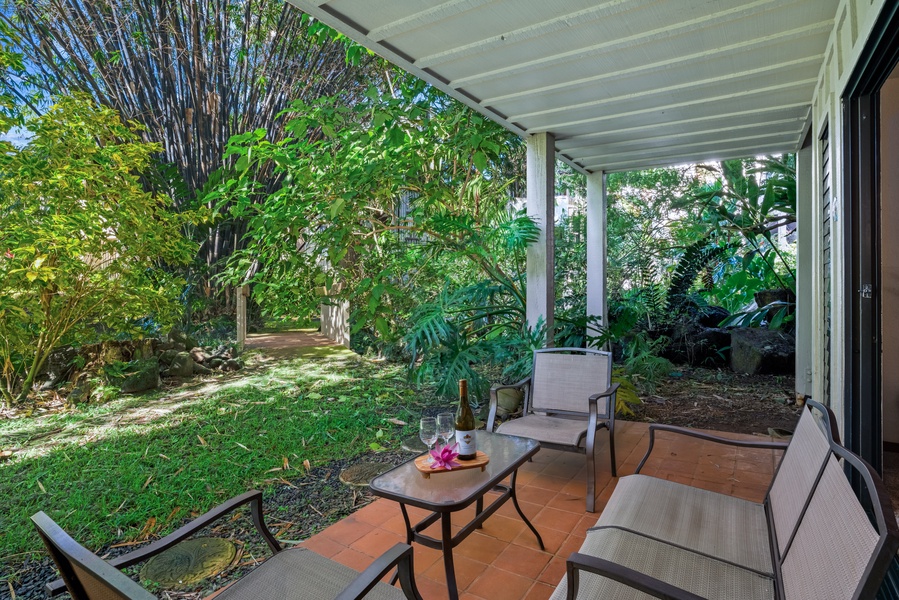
[401,435,427,453]
[339,462,391,487]
[140,537,235,589]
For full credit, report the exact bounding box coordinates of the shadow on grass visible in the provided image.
[0,355,440,572]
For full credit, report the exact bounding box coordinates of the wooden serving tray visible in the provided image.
[414,451,489,478]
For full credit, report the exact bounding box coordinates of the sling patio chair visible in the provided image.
[487,347,619,512]
[33,490,423,600]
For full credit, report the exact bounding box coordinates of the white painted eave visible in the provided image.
[288,0,839,173]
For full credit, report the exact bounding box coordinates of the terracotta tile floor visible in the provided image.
[299,421,783,600]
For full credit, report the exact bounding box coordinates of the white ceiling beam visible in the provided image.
[508,56,820,122]
[446,0,796,86]
[562,118,806,155]
[286,0,577,173]
[415,0,656,68]
[575,131,800,165]
[367,0,493,42]
[290,0,834,174]
[556,104,809,149]
[528,78,817,132]
[481,20,832,105]
[588,142,799,172]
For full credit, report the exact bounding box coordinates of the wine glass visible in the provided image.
[419,417,438,462]
[437,412,455,449]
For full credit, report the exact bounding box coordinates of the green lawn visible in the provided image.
[0,353,441,573]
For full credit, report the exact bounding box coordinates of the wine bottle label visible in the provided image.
[456,429,477,458]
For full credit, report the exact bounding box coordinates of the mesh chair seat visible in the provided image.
[549,527,775,600]
[551,401,899,600]
[496,414,592,448]
[593,474,772,575]
[215,548,408,600]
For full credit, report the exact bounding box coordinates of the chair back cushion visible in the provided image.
[780,456,881,600]
[767,404,832,557]
[32,512,155,600]
[531,349,612,415]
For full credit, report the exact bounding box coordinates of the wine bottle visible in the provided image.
[455,379,477,460]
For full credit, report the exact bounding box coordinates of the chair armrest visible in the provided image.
[589,383,619,421]
[566,552,706,600]
[491,377,531,394]
[635,424,789,474]
[47,490,280,597]
[487,377,531,430]
[336,543,423,600]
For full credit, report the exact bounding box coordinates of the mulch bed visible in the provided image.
[2,367,800,600]
[631,367,801,435]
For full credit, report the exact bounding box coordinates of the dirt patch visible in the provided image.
[631,367,801,435]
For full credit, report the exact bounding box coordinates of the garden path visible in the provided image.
[244,329,358,360]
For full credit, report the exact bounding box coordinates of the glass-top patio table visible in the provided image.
[370,431,544,600]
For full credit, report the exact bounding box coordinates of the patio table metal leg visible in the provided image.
[399,504,413,545]
[389,504,415,586]
[510,471,544,550]
[442,513,459,600]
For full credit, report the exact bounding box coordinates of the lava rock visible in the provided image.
[119,358,160,393]
[754,288,796,309]
[43,346,78,383]
[221,359,241,372]
[155,341,179,353]
[730,328,795,375]
[193,363,213,375]
[99,340,126,365]
[69,382,94,403]
[134,339,156,360]
[189,347,209,363]
[697,306,730,328]
[168,328,198,353]
[165,352,194,377]
[159,349,179,366]
[664,326,731,367]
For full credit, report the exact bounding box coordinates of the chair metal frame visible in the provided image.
[33,490,423,600]
[487,347,619,512]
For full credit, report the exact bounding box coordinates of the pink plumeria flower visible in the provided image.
[429,442,461,469]
[4,249,12,259]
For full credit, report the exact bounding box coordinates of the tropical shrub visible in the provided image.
[0,95,198,406]
[684,156,796,328]
[209,74,539,398]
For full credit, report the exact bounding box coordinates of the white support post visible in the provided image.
[526,132,555,345]
[796,138,813,399]
[586,171,608,348]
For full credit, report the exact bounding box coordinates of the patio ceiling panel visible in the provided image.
[475,33,830,117]
[290,0,840,172]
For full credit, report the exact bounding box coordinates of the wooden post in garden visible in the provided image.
[236,285,249,349]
